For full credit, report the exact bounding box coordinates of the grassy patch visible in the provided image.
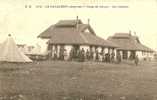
[0,61,157,100]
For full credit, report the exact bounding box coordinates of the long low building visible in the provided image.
[108,32,154,61]
[38,17,117,60]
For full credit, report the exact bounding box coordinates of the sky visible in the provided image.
[0,0,157,50]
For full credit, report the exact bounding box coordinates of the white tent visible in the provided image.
[0,34,32,62]
[25,39,48,56]
[36,38,48,55]
[27,43,42,55]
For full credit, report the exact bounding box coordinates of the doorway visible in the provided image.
[122,50,128,59]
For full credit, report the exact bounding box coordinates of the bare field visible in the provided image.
[0,61,157,100]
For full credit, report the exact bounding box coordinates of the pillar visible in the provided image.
[120,50,123,60]
[128,51,131,60]
[114,48,117,60]
[57,45,61,58]
[104,48,108,54]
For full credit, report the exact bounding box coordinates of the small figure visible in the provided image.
[90,51,94,61]
[86,49,90,61]
[59,47,64,60]
[95,49,99,61]
[81,48,85,62]
[135,55,139,66]
[79,48,85,62]
[117,52,121,64]
[63,49,67,61]
[107,53,111,63]
[54,50,57,60]
[69,48,74,61]
[111,51,115,63]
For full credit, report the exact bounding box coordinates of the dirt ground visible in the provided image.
[0,60,157,100]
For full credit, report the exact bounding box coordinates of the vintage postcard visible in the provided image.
[0,0,157,100]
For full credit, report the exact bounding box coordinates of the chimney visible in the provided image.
[76,16,79,29]
[88,18,90,25]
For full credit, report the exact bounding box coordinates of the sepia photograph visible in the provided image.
[0,0,157,100]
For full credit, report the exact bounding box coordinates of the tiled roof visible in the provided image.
[38,19,117,48]
[108,33,154,52]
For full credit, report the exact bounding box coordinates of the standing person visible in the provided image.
[69,48,74,61]
[86,49,90,61]
[105,53,108,62]
[135,55,139,66]
[117,52,121,64]
[77,49,81,62]
[81,48,85,62]
[102,50,105,62]
[90,50,94,61]
[106,53,110,63]
[59,47,64,60]
[95,49,99,61]
[108,53,111,63]
[63,49,67,61]
[79,48,85,62]
[111,51,115,63]
[102,53,105,62]
[54,50,57,60]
